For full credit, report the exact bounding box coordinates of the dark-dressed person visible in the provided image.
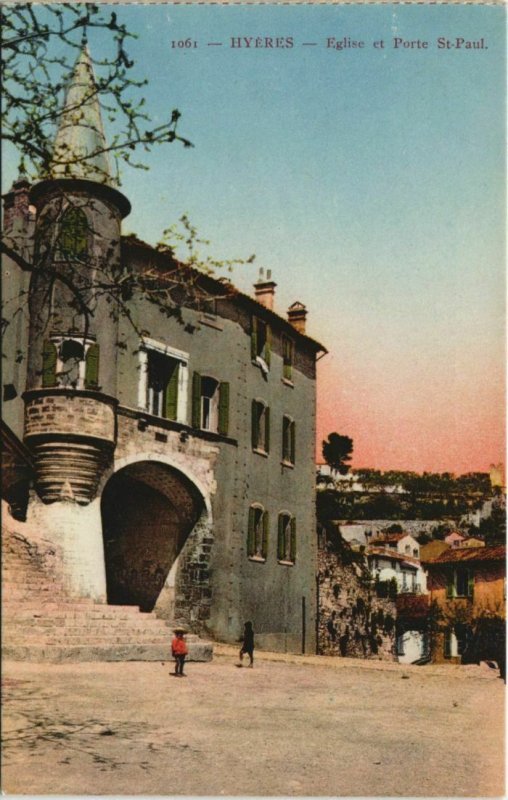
[171,627,188,676]
[238,621,254,668]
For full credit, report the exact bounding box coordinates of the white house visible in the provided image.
[369,531,420,560]
[367,547,427,594]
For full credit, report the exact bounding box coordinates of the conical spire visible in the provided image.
[50,45,115,185]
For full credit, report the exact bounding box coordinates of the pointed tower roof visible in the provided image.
[50,45,115,186]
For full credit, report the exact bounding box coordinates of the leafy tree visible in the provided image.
[2,5,254,359]
[322,433,353,476]
[2,4,192,181]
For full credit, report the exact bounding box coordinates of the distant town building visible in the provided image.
[423,545,506,669]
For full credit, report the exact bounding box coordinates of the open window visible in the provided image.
[192,373,229,435]
[277,512,296,564]
[247,504,269,561]
[138,339,189,423]
[252,400,270,454]
[446,567,474,599]
[42,336,99,389]
[251,317,271,372]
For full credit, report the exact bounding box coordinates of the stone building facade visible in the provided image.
[317,541,396,661]
[2,47,325,654]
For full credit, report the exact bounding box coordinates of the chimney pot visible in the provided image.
[254,271,277,311]
[287,302,307,334]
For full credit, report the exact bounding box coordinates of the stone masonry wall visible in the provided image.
[318,547,397,661]
[24,391,116,441]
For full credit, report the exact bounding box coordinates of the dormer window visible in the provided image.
[282,335,294,382]
[251,317,271,372]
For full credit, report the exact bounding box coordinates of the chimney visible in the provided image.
[253,268,277,311]
[287,301,307,334]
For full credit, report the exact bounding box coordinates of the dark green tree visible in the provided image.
[322,433,353,476]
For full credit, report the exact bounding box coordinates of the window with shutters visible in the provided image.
[281,335,294,383]
[446,567,474,599]
[277,512,296,565]
[138,339,189,423]
[58,207,89,260]
[251,317,271,372]
[146,351,180,419]
[252,400,270,454]
[42,336,98,389]
[282,415,295,465]
[192,372,230,435]
[247,504,269,561]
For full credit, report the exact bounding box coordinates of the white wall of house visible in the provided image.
[396,535,420,559]
[397,630,429,664]
[369,555,427,594]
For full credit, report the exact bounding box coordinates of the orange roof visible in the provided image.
[423,545,505,565]
[367,547,420,567]
[370,532,409,544]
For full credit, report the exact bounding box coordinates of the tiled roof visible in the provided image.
[423,545,506,565]
[122,235,327,354]
[367,547,420,567]
[370,532,408,544]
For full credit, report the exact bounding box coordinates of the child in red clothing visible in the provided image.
[171,628,188,676]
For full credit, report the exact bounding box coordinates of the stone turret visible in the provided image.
[23,45,130,506]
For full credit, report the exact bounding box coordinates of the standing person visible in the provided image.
[171,627,188,677]
[238,621,254,668]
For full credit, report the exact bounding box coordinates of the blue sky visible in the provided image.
[3,4,506,472]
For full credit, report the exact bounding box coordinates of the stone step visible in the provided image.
[2,608,166,622]
[2,599,103,611]
[3,635,171,646]
[2,640,213,663]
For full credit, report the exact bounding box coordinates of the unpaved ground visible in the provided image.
[1,648,505,796]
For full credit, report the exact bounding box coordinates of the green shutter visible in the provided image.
[42,340,57,387]
[264,325,271,367]
[251,400,258,449]
[251,317,258,361]
[290,517,296,562]
[283,337,292,380]
[247,507,256,557]
[446,571,455,599]
[444,630,451,658]
[262,511,269,559]
[290,420,296,463]
[84,342,99,389]
[165,362,179,420]
[467,570,474,598]
[277,515,285,561]
[218,382,230,436]
[192,372,201,428]
[264,406,270,453]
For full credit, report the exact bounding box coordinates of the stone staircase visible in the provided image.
[2,518,212,663]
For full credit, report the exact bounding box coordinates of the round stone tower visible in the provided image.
[24,46,131,506]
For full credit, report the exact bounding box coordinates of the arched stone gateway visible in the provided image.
[101,460,211,622]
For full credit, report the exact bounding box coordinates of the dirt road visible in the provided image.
[1,649,504,796]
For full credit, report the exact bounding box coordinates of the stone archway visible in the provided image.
[100,460,205,613]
